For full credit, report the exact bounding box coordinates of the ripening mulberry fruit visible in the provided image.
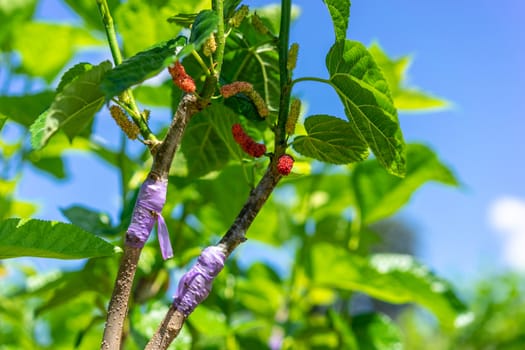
[221,82,269,118]
[109,105,140,140]
[168,61,196,93]
[220,82,253,98]
[285,99,301,135]
[203,34,217,57]
[230,5,249,28]
[232,123,266,158]
[252,13,269,35]
[287,43,299,71]
[277,154,294,175]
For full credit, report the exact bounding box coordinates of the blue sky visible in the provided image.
[5,0,525,284]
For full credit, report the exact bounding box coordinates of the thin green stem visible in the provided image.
[275,0,293,154]
[118,132,128,207]
[96,0,123,65]
[291,76,331,87]
[96,0,157,145]
[191,50,211,75]
[213,0,226,77]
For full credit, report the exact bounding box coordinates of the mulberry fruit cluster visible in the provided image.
[277,154,294,175]
[168,61,196,93]
[232,123,266,158]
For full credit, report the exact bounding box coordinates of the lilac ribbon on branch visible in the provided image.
[126,177,173,259]
[173,246,226,316]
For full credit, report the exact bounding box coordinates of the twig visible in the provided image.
[151,94,199,178]
[96,0,157,145]
[212,0,226,76]
[101,94,200,350]
[145,1,294,348]
[100,247,141,349]
[146,167,282,350]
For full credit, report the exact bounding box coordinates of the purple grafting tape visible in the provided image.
[173,246,226,316]
[126,177,173,259]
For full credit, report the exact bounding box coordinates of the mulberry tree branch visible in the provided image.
[101,95,200,350]
[146,166,282,350]
[146,1,294,348]
[96,0,157,144]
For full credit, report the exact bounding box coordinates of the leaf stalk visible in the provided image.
[96,0,157,145]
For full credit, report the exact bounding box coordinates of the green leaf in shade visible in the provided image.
[187,305,228,337]
[190,10,218,48]
[181,119,230,178]
[328,309,359,349]
[369,43,449,112]
[352,143,458,225]
[61,205,114,236]
[133,81,173,107]
[181,103,242,178]
[224,0,241,21]
[292,114,369,164]
[236,263,284,317]
[115,0,208,56]
[222,19,280,114]
[64,0,120,29]
[0,0,37,48]
[56,62,93,94]
[12,22,101,81]
[195,165,252,234]
[223,93,263,122]
[310,242,471,328]
[25,132,137,181]
[252,4,301,35]
[0,116,6,131]
[0,179,38,220]
[289,173,354,222]
[101,37,186,100]
[0,91,55,127]
[323,0,351,42]
[326,40,406,176]
[27,155,66,179]
[352,313,403,350]
[0,218,119,259]
[30,61,112,149]
[30,258,116,314]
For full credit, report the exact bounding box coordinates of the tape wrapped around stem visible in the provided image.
[173,246,226,316]
[126,177,173,259]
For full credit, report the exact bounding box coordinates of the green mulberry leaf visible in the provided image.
[326,40,406,176]
[101,37,186,100]
[30,61,112,149]
[0,218,119,259]
[293,114,369,164]
[310,242,471,329]
[323,0,351,42]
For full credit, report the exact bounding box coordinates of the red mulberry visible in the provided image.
[277,154,294,175]
[168,61,196,93]
[232,123,266,158]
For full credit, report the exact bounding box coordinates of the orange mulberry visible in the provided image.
[168,61,196,93]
